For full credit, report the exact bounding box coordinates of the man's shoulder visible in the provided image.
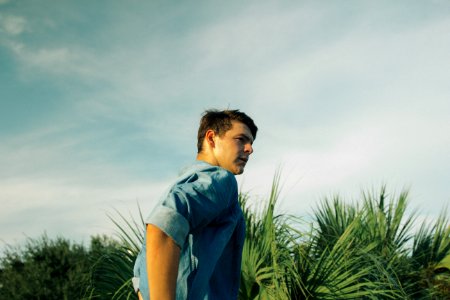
[179,161,237,190]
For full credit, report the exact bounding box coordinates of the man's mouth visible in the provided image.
[239,157,248,163]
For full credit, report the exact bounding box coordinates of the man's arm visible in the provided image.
[146,224,181,300]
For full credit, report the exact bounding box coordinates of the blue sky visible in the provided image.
[1,0,449,248]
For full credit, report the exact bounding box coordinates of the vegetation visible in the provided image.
[0,234,118,300]
[236,177,450,299]
[1,177,449,299]
[85,209,144,300]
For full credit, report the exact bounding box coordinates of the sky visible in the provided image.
[1,0,449,250]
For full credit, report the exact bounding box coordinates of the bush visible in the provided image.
[0,234,118,300]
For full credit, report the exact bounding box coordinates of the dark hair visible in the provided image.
[197,109,258,153]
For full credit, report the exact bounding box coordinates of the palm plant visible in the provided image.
[312,195,358,256]
[298,186,450,299]
[294,195,402,299]
[360,187,414,259]
[239,172,299,299]
[294,224,398,299]
[407,211,450,298]
[357,187,415,296]
[239,178,400,299]
[85,208,145,299]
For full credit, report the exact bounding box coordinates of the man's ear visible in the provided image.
[204,129,216,149]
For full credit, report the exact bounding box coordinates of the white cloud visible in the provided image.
[241,13,450,110]
[238,98,450,214]
[190,4,319,70]
[0,123,136,186]
[0,177,168,247]
[239,122,385,194]
[0,124,177,247]
[0,14,26,35]
[0,178,166,218]
[5,39,100,77]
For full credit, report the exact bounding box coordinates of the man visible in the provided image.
[133,109,258,299]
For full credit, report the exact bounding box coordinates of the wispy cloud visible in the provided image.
[5,40,100,77]
[0,177,169,246]
[0,14,26,35]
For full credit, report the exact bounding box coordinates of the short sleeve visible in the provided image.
[146,166,238,248]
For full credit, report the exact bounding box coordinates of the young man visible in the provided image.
[133,109,258,300]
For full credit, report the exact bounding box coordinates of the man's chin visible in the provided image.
[233,167,245,175]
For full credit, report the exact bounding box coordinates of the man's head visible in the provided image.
[196,109,258,175]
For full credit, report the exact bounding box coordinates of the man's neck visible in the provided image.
[196,152,218,167]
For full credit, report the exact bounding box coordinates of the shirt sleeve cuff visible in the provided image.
[146,205,190,248]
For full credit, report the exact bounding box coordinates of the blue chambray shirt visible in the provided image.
[133,161,246,300]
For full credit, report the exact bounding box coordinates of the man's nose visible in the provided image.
[244,143,253,154]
